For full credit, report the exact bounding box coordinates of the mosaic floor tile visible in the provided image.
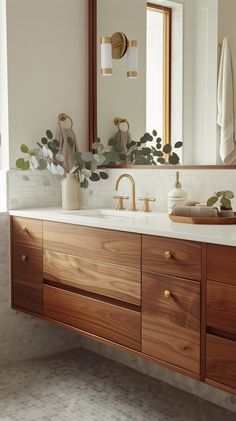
[0,348,235,421]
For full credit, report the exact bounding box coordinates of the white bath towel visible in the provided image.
[217,38,236,164]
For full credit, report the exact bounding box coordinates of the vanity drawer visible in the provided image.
[207,244,236,285]
[12,217,42,249]
[206,334,236,390]
[43,222,141,269]
[43,250,141,306]
[207,281,236,335]
[12,244,43,313]
[142,236,201,281]
[142,272,200,374]
[43,285,141,351]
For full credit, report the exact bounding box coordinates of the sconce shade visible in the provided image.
[127,40,138,78]
[100,36,112,76]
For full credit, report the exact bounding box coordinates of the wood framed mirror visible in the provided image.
[88,0,236,169]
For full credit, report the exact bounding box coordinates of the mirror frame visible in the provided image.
[88,0,236,170]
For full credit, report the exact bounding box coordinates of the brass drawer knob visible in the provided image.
[21,254,27,261]
[164,290,171,299]
[22,226,28,232]
[164,250,172,260]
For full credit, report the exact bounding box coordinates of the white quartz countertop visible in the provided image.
[9,207,236,247]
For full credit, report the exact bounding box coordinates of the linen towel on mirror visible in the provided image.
[59,127,79,172]
[217,37,236,164]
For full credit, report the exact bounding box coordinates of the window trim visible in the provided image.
[147,3,172,146]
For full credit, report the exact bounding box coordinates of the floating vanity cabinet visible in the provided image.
[11,214,236,395]
[206,244,236,393]
[11,217,43,314]
[142,236,201,375]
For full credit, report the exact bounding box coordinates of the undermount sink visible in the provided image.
[61,208,157,219]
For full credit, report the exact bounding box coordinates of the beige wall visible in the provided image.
[6,0,88,168]
[97,0,146,144]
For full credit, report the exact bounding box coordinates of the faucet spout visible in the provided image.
[115,174,137,211]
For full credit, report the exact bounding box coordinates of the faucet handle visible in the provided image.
[139,197,156,213]
[113,195,129,211]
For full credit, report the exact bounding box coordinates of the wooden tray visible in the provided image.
[169,213,236,225]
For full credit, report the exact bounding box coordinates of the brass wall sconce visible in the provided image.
[100,32,138,78]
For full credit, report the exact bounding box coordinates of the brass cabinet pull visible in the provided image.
[164,290,171,299]
[164,250,172,260]
[21,254,27,261]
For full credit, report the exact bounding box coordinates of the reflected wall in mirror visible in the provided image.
[90,0,236,166]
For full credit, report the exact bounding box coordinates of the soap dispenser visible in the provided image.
[168,172,187,214]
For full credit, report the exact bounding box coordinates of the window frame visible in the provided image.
[147,3,172,147]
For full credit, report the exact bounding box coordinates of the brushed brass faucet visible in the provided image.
[115,174,137,211]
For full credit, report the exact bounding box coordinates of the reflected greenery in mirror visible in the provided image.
[92,130,183,166]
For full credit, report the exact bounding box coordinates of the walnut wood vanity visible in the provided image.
[11,215,236,395]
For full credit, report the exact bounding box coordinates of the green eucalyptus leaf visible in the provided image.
[21,144,29,154]
[143,132,153,142]
[174,141,183,148]
[156,143,162,150]
[157,157,166,164]
[41,137,48,145]
[22,160,30,170]
[67,137,74,148]
[108,137,118,147]
[16,158,25,169]
[169,153,180,165]
[90,172,100,181]
[225,190,234,199]
[207,196,218,207]
[99,172,109,180]
[81,178,89,188]
[221,196,232,210]
[216,191,224,197]
[119,153,127,161]
[156,137,162,143]
[81,152,94,162]
[46,130,53,139]
[153,150,164,157]
[53,139,60,148]
[29,148,39,156]
[152,130,157,137]
[163,144,172,154]
[38,159,47,170]
[142,147,152,156]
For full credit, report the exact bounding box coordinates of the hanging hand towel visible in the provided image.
[114,128,131,154]
[59,126,79,172]
[217,38,236,164]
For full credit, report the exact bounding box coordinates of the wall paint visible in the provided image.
[6,0,88,169]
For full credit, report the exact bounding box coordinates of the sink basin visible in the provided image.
[61,208,157,219]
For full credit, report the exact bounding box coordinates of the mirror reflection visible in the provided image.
[95,0,236,166]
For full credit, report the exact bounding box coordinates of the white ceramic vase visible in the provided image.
[61,174,81,210]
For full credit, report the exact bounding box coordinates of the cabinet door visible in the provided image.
[12,245,43,314]
[142,272,200,374]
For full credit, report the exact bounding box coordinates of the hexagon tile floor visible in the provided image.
[0,348,235,421]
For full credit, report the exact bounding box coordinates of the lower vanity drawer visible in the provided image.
[43,285,141,351]
[206,334,236,390]
[207,280,236,335]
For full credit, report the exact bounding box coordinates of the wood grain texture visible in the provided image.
[43,221,141,269]
[206,334,236,389]
[142,272,200,374]
[12,217,42,249]
[44,285,141,351]
[207,280,236,335]
[13,244,43,314]
[43,250,141,305]
[142,235,202,281]
[207,244,236,285]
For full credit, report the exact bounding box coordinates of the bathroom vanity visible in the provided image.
[10,209,236,395]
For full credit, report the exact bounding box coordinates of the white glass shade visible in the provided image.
[127,40,138,78]
[100,37,112,76]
